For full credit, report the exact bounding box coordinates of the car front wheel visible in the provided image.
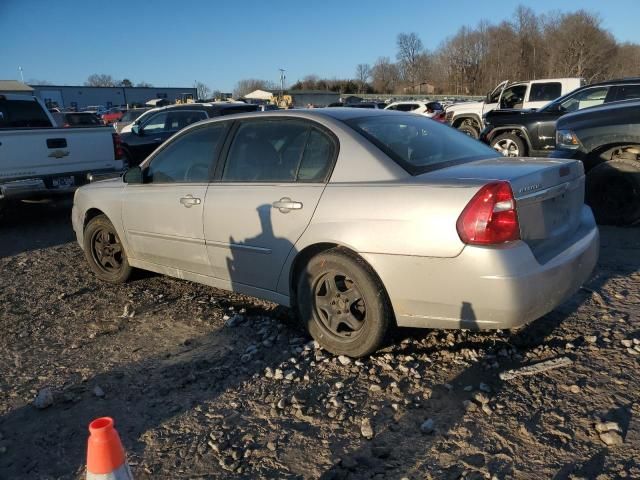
[491,133,525,157]
[83,214,132,283]
[296,249,392,358]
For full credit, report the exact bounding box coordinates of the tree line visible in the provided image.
[235,6,640,97]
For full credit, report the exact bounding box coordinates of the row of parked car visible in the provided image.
[442,77,640,225]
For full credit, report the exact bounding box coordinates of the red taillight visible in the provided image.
[432,112,446,123]
[112,133,124,160]
[456,181,520,245]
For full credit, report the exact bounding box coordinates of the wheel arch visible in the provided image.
[83,207,107,230]
[588,143,640,171]
[452,114,482,129]
[287,242,395,322]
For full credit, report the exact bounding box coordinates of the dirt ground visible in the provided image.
[0,199,638,480]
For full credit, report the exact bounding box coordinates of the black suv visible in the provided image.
[120,103,258,165]
[549,99,640,226]
[479,78,640,157]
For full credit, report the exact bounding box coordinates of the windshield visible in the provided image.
[345,114,497,175]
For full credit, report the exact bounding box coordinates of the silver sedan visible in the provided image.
[72,109,599,357]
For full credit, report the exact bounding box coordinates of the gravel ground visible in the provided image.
[0,200,639,480]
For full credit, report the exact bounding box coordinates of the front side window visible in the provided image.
[222,119,335,182]
[142,112,168,133]
[145,125,226,183]
[500,84,527,109]
[346,114,496,175]
[559,87,609,112]
[165,111,207,131]
[528,82,562,102]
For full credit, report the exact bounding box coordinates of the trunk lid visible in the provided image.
[423,157,585,262]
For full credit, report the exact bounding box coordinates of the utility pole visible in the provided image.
[18,66,24,83]
[279,68,286,98]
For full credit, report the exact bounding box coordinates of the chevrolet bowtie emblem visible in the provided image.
[48,150,70,159]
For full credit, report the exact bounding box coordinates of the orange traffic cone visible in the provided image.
[86,417,134,480]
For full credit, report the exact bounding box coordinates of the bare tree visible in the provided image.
[355,64,371,93]
[85,74,118,87]
[194,81,211,99]
[396,33,424,85]
[371,57,400,94]
[136,81,153,88]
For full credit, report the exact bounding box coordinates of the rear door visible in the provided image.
[122,123,228,275]
[203,117,337,291]
[537,86,612,151]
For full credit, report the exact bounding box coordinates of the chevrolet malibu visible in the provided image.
[72,109,599,357]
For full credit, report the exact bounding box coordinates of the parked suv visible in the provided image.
[445,78,583,137]
[479,78,640,158]
[549,99,640,226]
[385,101,444,118]
[120,102,259,166]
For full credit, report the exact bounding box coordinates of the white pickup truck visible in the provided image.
[445,78,585,138]
[0,94,124,213]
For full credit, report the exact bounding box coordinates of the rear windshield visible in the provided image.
[120,109,147,122]
[0,99,53,128]
[345,114,497,175]
[65,113,101,125]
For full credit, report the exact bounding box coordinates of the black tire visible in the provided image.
[585,158,640,226]
[458,123,479,139]
[296,248,392,357]
[491,132,526,157]
[83,214,132,283]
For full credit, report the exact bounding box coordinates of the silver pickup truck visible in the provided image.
[0,94,124,214]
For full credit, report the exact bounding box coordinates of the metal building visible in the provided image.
[29,85,197,110]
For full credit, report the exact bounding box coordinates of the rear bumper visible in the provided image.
[0,168,121,201]
[362,207,599,330]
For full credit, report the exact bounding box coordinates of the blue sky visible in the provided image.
[1,0,638,91]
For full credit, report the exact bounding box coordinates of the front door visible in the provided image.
[122,123,228,275]
[203,118,337,292]
[129,109,209,163]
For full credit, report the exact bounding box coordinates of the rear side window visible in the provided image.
[222,119,335,182]
[529,82,562,102]
[145,124,226,183]
[615,85,640,101]
[297,129,335,181]
[0,100,52,128]
[346,114,496,175]
[395,104,419,112]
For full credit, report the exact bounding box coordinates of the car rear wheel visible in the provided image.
[586,157,640,225]
[83,214,132,283]
[491,133,525,157]
[296,249,392,358]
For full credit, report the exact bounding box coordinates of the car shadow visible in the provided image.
[1,203,636,478]
[0,198,75,258]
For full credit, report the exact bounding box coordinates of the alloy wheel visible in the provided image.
[493,138,520,157]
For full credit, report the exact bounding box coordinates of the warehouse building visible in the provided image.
[29,85,197,110]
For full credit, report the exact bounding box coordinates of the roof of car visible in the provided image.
[561,98,640,119]
[585,77,640,87]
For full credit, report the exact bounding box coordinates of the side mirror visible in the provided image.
[123,166,143,184]
[131,124,142,135]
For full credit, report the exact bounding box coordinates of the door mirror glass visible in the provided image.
[131,124,141,135]
[123,166,143,184]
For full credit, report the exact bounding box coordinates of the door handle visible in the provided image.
[272,197,303,213]
[180,194,201,208]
